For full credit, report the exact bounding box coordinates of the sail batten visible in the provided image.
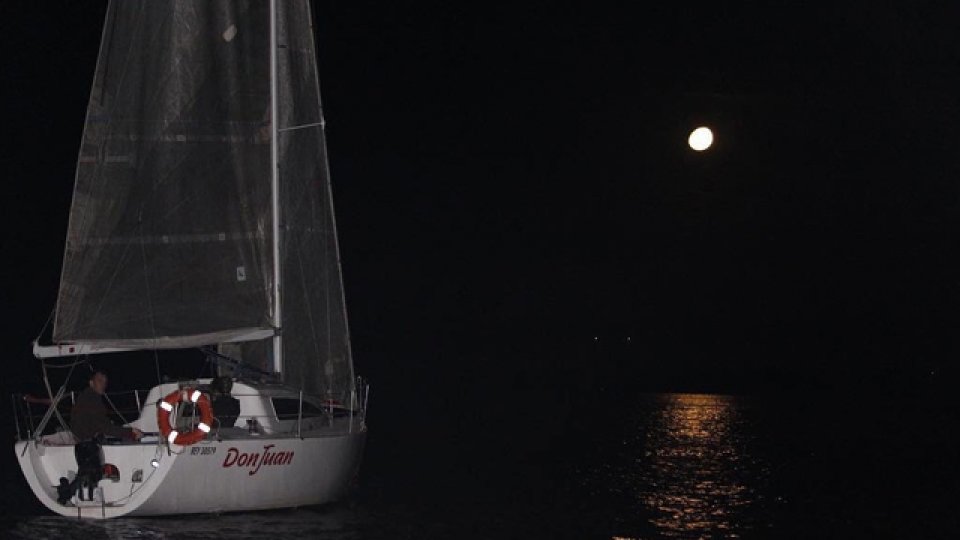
[74,231,265,247]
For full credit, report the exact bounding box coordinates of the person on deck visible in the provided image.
[209,376,241,429]
[58,370,142,504]
[70,370,143,442]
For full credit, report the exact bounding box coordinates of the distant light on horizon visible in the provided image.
[688,126,713,151]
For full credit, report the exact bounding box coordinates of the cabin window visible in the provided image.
[271,398,325,420]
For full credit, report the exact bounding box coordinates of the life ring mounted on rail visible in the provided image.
[156,388,214,446]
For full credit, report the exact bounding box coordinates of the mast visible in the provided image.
[269,0,283,375]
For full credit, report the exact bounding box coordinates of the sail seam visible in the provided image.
[278,122,323,133]
[72,231,266,247]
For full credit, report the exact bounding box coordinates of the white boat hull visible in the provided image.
[15,429,366,519]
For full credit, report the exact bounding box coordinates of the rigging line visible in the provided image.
[196,351,215,381]
[322,189,332,392]
[34,308,55,343]
[103,392,130,426]
[306,0,357,391]
[303,0,334,395]
[33,383,67,440]
[41,358,92,369]
[39,356,84,436]
[295,232,324,384]
[137,218,162,386]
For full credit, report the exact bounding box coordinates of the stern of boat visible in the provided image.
[15,438,176,519]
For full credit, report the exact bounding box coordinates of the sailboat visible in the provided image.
[14,0,367,518]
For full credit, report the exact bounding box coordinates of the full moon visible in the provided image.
[688,126,713,151]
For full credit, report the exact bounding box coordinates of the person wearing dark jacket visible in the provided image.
[58,371,142,504]
[210,376,241,429]
[70,371,142,441]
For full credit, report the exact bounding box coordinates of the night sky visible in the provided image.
[2,1,959,398]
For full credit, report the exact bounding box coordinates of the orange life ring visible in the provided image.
[156,387,214,446]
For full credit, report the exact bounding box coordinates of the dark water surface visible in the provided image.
[3,391,956,539]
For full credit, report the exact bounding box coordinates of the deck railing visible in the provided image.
[11,378,370,442]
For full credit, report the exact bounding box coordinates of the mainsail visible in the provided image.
[52,0,354,400]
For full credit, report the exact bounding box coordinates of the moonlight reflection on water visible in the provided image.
[646,395,751,536]
[598,394,769,539]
